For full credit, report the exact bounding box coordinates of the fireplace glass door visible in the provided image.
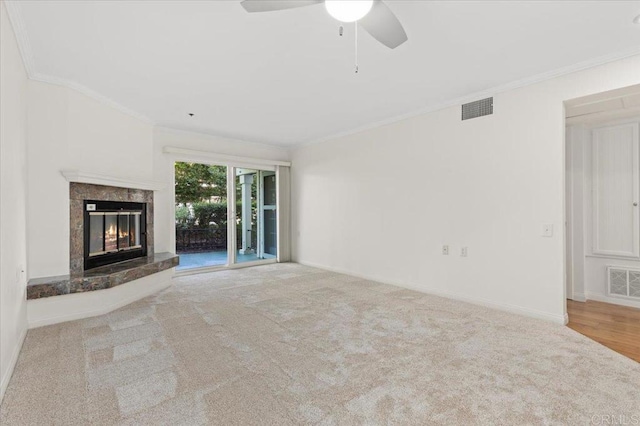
[84,200,146,270]
[89,212,143,256]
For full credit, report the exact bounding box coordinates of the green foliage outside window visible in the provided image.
[174,162,257,233]
[175,162,227,204]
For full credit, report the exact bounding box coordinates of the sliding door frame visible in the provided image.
[166,147,290,276]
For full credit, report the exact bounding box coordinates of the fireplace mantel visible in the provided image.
[61,170,164,191]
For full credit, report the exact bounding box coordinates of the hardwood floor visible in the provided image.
[567,300,640,363]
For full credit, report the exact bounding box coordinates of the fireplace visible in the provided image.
[84,200,147,270]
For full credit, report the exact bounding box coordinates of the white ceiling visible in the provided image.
[8,0,640,146]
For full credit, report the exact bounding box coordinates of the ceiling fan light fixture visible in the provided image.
[325,0,373,23]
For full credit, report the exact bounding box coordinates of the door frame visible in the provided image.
[565,115,640,309]
[258,170,277,259]
[166,148,289,276]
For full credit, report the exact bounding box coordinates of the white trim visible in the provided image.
[228,166,237,266]
[30,73,154,123]
[0,326,27,405]
[257,170,264,259]
[275,165,291,263]
[27,269,174,328]
[566,106,640,126]
[163,147,291,168]
[296,48,640,148]
[3,0,35,76]
[297,261,568,325]
[7,0,640,149]
[61,170,164,191]
[3,0,153,124]
[565,125,573,301]
[585,291,640,309]
[586,253,640,261]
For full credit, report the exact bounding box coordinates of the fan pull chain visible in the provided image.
[355,22,358,74]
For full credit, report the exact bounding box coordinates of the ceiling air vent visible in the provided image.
[462,97,493,121]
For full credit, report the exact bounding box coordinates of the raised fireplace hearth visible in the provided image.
[26,181,179,300]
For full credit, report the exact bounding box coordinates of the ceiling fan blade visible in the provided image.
[240,0,322,13]
[359,0,407,49]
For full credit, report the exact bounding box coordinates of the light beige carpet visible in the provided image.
[1,263,639,425]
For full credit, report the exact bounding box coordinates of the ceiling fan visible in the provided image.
[240,0,408,49]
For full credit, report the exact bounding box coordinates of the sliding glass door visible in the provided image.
[174,162,278,272]
[234,169,277,264]
[259,171,277,259]
[174,162,229,271]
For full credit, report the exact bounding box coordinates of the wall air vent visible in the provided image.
[608,266,640,300]
[462,97,493,120]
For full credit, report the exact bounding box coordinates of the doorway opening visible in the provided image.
[235,168,277,264]
[175,162,229,270]
[174,161,278,272]
[564,83,640,362]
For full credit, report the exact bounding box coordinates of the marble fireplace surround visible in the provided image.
[69,182,154,275]
[27,179,178,300]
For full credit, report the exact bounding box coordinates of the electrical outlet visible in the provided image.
[442,245,449,255]
[461,247,468,257]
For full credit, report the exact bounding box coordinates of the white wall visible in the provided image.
[0,0,29,402]
[27,81,154,278]
[152,127,290,255]
[291,55,640,324]
[567,120,640,308]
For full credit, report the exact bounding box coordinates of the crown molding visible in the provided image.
[296,47,640,149]
[30,73,154,124]
[3,0,36,76]
[61,170,164,191]
[5,0,640,149]
[3,1,154,124]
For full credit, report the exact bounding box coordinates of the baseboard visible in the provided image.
[584,292,640,309]
[27,269,174,328]
[298,261,567,325]
[0,325,27,404]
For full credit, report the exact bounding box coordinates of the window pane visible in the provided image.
[130,214,141,247]
[105,214,118,252]
[118,214,130,249]
[264,174,276,205]
[264,209,277,256]
[236,171,258,263]
[89,214,104,254]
